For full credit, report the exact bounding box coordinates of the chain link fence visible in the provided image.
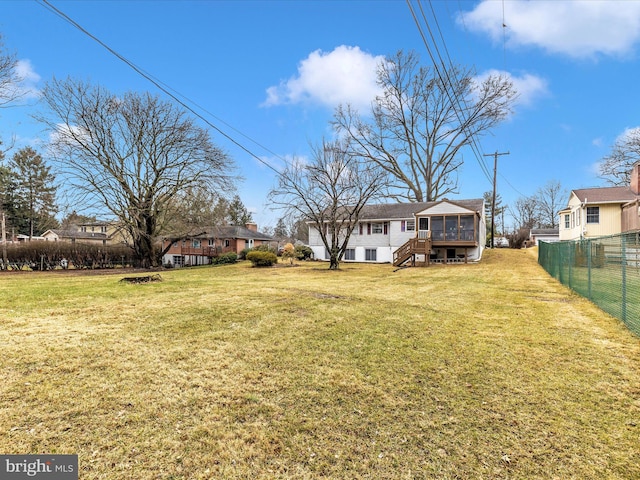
[538,231,640,336]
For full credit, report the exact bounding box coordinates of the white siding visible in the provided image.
[416,202,473,216]
[559,192,624,241]
[389,220,415,247]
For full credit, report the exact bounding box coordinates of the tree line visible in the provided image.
[2,32,637,269]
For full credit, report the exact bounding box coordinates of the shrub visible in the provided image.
[246,250,277,267]
[239,248,251,260]
[253,244,277,255]
[212,252,237,265]
[294,244,313,260]
[281,243,295,265]
[1,241,135,270]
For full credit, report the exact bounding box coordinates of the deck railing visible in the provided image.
[393,237,431,266]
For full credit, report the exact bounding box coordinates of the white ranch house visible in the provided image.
[308,198,486,266]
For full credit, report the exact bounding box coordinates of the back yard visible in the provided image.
[1,248,639,479]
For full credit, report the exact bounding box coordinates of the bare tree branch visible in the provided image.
[37,77,236,267]
[268,138,389,270]
[599,128,640,186]
[333,50,516,203]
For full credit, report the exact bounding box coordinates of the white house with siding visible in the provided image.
[308,198,486,265]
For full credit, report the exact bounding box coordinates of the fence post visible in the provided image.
[587,240,592,300]
[622,234,627,323]
[568,241,573,288]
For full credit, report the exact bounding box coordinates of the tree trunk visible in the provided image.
[329,255,340,270]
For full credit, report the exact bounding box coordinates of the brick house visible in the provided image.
[161,223,275,267]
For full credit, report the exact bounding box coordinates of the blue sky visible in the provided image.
[1,0,640,230]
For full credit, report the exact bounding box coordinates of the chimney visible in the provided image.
[245,222,258,232]
[631,162,640,195]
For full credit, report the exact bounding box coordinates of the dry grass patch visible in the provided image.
[1,251,640,479]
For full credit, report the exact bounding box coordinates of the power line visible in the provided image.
[36,0,286,177]
[406,0,493,184]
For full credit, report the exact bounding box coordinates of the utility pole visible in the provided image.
[484,151,510,248]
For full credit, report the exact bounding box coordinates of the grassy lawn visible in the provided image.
[1,248,639,479]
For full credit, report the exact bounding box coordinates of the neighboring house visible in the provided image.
[529,228,559,245]
[308,198,486,266]
[42,221,130,246]
[16,234,46,242]
[559,162,640,241]
[161,222,275,267]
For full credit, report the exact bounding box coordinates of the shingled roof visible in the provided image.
[571,186,639,204]
[46,229,109,240]
[357,198,484,220]
[186,225,274,241]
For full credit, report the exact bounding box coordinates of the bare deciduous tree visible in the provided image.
[38,77,236,267]
[0,35,22,111]
[268,139,388,270]
[512,196,540,231]
[333,50,516,203]
[534,180,567,229]
[161,186,230,234]
[599,127,640,186]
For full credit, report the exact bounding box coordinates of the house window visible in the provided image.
[352,224,358,235]
[406,220,415,231]
[173,255,184,267]
[371,223,383,234]
[365,248,377,261]
[586,207,599,224]
[225,240,230,247]
[81,226,87,232]
[192,240,201,248]
[344,249,355,261]
[564,214,570,229]
[101,226,107,233]
[418,217,429,231]
[208,239,215,246]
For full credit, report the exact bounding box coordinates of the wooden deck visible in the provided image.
[393,238,432,267]
[393,238,477,267]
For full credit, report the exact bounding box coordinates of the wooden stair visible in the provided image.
[393,237,432,267]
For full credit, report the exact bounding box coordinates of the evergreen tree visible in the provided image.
[273,217,289,239]
[226,195,253,226]
[59,210,97,230]
[10,147,57,237]
[483,191,505,236]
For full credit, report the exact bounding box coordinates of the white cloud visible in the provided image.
[615,126,640,144]
[14,59,41,100]
[474,69,548,107]
[460,0,640,59]
[263,45,385,111]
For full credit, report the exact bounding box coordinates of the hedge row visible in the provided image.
[0,242,135,270]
